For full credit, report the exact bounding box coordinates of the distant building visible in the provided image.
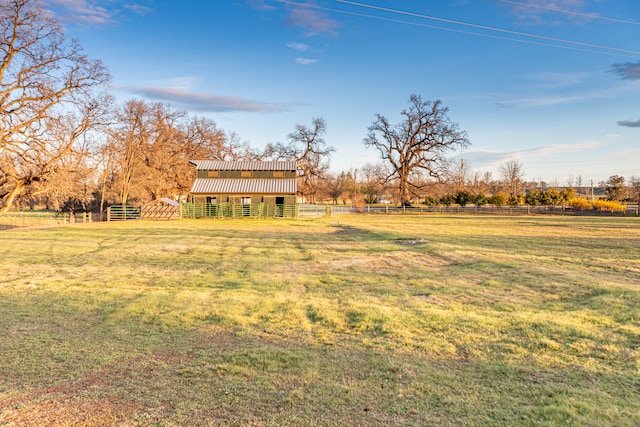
[187,160,297,217]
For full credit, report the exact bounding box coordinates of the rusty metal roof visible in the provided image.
[189,160,297,171]
[190,178,296,194]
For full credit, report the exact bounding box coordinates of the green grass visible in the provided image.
[0,215,639,426]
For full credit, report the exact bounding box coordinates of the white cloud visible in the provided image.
[460,140,603,169]
[295,58,319,65]
[123,4,154,16]
[499,0,594,25]
[43,0,154,26]
[150,76,203,90]
[526,71,593,89]
[496,92,606,108]
[246,0,277,11]
[285,2,341,36]
[286,42,310,51]
[124,86,286,113]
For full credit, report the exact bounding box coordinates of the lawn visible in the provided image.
[0,215,638,426]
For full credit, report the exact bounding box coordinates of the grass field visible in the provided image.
[0,215,639,426]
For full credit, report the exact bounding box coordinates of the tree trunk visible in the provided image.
[399,169,411,206]
[0,181,26,213]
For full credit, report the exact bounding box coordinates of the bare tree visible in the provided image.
[107,100,150,205]
[359,162,386,204]
[630,176,640,204]
[499,159,525,197]
[261,118,334,203]
[363,95,470,206]
[576,174,584,197]
[105,99,236,205]
[566,175,575,189]
[0,0,110,212]
[448,158,470,193]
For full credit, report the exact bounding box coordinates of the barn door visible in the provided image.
[276,197,285,217]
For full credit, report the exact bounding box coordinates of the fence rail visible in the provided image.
[181,202,298,219]
[180,203,640,219]
[359,205,639,216]
[4,203,634,229]
[318,204,640,217]
[0,211,92,228]
[107,205,141,221]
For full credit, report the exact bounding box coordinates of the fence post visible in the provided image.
[107,207,111,222]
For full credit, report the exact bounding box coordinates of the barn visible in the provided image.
[186,160,298,218]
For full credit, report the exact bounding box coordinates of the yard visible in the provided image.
[0,215,638,426]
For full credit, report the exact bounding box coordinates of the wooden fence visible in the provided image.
[319,204,640,216]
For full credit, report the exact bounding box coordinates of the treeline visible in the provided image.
[2,1,638,217]
[296,163,640,210]
[0,1,335,216]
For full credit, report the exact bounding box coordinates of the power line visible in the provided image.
[498,0,640,26]
[335,0,640,56]
[321,6,636,58]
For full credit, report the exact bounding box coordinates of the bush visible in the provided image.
[591,199,626,212]
[569,198,591,210]
[351,193,366,213]
[474,193,488,206]
[440,194,456,206]
[526,189,566,206]
[424,196,439,206]
[508,194,524,206]
[560,188,575,203]
[489,192,508,206]
[568,198,626,212]
[525,189,543,206]
[455,190,473,207]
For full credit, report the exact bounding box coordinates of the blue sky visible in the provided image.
[46,0,640,184]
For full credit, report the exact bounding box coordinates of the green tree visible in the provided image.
[455,190,472,206]
[489,191,508,206]
[603,175,628,202]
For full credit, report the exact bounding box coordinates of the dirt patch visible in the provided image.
[397,239,429,245]
[0,350,191,426]
[0,396,141,427]
[310,250,452,273]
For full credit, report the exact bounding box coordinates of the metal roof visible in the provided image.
[190,178,296,194]
[159,198,180,206]
[189,160,297,171]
